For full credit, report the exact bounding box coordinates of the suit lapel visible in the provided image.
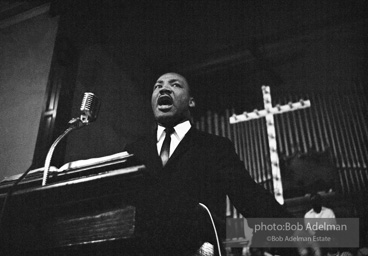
[135,131,163,176]
[139,126,197,172]
[148,137,164,174]
[164,127,196,168]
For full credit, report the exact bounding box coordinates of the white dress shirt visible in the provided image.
[304,206,336,235]
[156,120,191,158]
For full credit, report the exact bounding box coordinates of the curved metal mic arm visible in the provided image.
[41,118,86,186]
[198,202,223,256]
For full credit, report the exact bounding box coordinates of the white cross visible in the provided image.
[229,86,311,204]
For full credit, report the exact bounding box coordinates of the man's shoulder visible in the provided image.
[321,207,335,216]
[321,206,331,212]
[304,209,315,218]
[125,127,234,152]
[190,128,233,146]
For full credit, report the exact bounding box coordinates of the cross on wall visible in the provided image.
[229,86,311,205]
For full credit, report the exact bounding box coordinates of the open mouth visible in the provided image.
[157,95,173,110]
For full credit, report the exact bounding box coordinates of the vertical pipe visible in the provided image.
[233,122,240,156]
[289,95,301,153]
[237,122,244,163]
[248,121,258,180]
[279,111,290,156]
[311,94,325,152]
[207,110,212,134]
[236,121,242,161]
[343,96,361,169]
[246,121,254,178]
[225,109,233,141]
[318,95,338,164]
[281,96,296,156]
[328,94,351,192]
[337,169,345,195]
[320,95,342,168]
[361,169,368,191]
[315,93,331,152]
[233,204,238,219]
[214,112,219,136]
[249,119,257,182]
[295,99,308,154]
[349,167,359,193]
[326,94,346,169]
[258,119,267,185]
[239,121,247,162]
[358,169,366,192]
[351,92,368,168]
[302,104,314,152]
[346,96,366,168]
[338,96,358,169]
[227,110,238,218]
[244,120,252,172]
[284,107,296,154]
[274,114,284,156]
[195,120,200,130]
[333,94,353,168]
[226,195,231,217]
[220,114,226,138]
[317,94,344,193]
[224,110,233,217]
[235,122,243,162]
[306,93,320,152]
[232,122,238,154]
[200,116,206,132]
[343,169,351,195]
[253,119,262,184]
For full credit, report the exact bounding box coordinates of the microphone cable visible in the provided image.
[198,202,223,256]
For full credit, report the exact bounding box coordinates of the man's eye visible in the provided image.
[172,83,181,87]
[154,84,162,89]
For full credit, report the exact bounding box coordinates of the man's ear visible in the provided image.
[189,97,196,108]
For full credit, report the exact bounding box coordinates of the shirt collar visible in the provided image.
[156,120,192,142]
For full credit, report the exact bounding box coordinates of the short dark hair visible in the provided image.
[154,71,194,97]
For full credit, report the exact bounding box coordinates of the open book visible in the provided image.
[1,151,133,185]
[57,151,132,173]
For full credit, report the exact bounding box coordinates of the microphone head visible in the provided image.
[80,92,100,123]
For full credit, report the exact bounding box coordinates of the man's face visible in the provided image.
[151,73,195,127]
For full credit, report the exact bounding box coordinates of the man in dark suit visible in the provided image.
[125,72,291,255]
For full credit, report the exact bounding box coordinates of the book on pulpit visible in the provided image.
[0,151,142,192]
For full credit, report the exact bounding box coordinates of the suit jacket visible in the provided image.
[125,126,290,255]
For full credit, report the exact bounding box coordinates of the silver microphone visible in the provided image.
[80,92,100,124]
[42,92,100,186]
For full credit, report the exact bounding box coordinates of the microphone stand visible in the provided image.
[41,116,88,186]
[1,92,98,248]
[0,118,84,238]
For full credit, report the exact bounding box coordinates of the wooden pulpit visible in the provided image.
[0,153,145,255]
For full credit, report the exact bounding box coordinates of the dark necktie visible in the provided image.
[160,127,174,166]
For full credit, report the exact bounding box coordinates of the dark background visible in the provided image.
[0,0,366,185]
[37,0,368,166]
[0,0,367,250]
